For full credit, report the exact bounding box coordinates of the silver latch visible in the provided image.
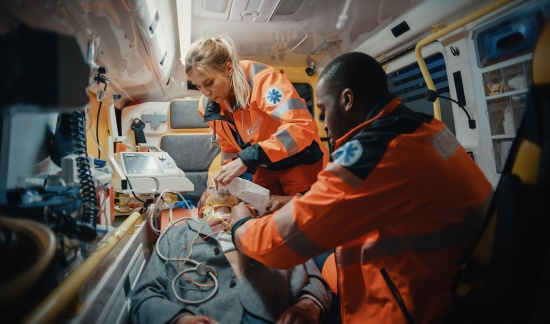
[211,135,219,147]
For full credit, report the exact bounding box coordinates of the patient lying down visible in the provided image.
[130,188,330,324]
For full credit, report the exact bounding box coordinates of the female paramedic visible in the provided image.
[185,34,327,196]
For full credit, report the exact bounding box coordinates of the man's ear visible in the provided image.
[340,88,354,113]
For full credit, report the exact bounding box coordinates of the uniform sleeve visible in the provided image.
[197,96,239,165]
[130,230,193,324]
[233,156,415,269]
[238,70,318,172]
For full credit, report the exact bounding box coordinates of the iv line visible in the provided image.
[156,217,220,304]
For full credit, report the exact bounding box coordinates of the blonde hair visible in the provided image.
[185,34,250,108]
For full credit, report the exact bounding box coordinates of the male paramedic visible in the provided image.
[230,52,494,323]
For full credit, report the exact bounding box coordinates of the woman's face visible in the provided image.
[187,63,232,104]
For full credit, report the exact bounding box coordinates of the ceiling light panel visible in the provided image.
[229,0,280,22]
[203,0,231,12]
[204,25,307,53]
[268,0,319,22]
[195,0,233,19]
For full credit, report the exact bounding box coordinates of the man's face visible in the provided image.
[316,77,347,147]
[197,188,212,218]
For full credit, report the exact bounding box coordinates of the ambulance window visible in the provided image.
[292,83,314,117]
[387,53,455,135]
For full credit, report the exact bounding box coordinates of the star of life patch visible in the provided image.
[331,140,363,167]
[265,87,284,106]
[431,128,459,160]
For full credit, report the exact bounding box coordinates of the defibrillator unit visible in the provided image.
[110,151,194,193]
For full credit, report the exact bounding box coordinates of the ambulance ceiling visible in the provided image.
[0,0,492,103]
[0,0,426,98]
[184,0,426,67]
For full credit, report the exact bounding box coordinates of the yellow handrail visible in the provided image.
[23,212,143,324]
[415,0,513,120]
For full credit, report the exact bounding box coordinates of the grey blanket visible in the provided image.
[130,219,331,324]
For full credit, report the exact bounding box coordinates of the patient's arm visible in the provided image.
[288,259,332,323]
[277,298,320,324]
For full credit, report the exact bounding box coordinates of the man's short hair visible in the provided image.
[319,52,390,107]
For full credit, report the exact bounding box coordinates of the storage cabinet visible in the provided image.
[470,0,549,180]
[481,54,532,174]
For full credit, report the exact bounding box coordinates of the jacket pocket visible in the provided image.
[380,268,415,324]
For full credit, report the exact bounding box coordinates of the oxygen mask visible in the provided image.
[203,179,238,219]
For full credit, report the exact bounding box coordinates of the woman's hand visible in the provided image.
[215,158,247,187]
[276,298,321,324]
[176,313,219,324]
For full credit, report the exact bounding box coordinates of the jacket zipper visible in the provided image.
[380,268,415,324]
[335,251,344,322]
[220,121,240,149]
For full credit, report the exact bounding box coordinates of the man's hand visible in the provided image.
[230,202,254,225]
[264,195,297,214]
[176,313,219,324]
[276,298,321,324]
[215,158,247,187]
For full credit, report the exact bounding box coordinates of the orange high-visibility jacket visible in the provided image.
[233,97,493,323]
[197,60,325,174]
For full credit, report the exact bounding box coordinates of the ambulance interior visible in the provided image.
[0,0,549,322]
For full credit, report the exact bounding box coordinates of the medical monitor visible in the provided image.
[122,153,164,176]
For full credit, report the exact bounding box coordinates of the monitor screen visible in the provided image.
[122,153,163,175]
[0,113,59,191]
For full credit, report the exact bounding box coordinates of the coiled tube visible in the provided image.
[70,111,98,242]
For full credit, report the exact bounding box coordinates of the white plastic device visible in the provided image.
[110,150,193,193]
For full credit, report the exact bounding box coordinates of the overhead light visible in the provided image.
[310,40,342,55]
[275,0,302,15]
[204,26,307,54]
[195,0,232,19]
[202,0,230,13]
[268,0,319,22]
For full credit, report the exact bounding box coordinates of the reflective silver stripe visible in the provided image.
[274,128,299,156]
[270,98,307,123]
[274,201,326,258]
[222,152,238,161]
[325,163,363,189]
[249,62,267,88]
[338,191,493,268]
[201,96,209,111]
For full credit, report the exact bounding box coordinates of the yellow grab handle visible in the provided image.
[415,0,513,120]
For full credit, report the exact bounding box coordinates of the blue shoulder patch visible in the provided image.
[265,86,284,106]
[329,104,426,180]
[331,140,363,167]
